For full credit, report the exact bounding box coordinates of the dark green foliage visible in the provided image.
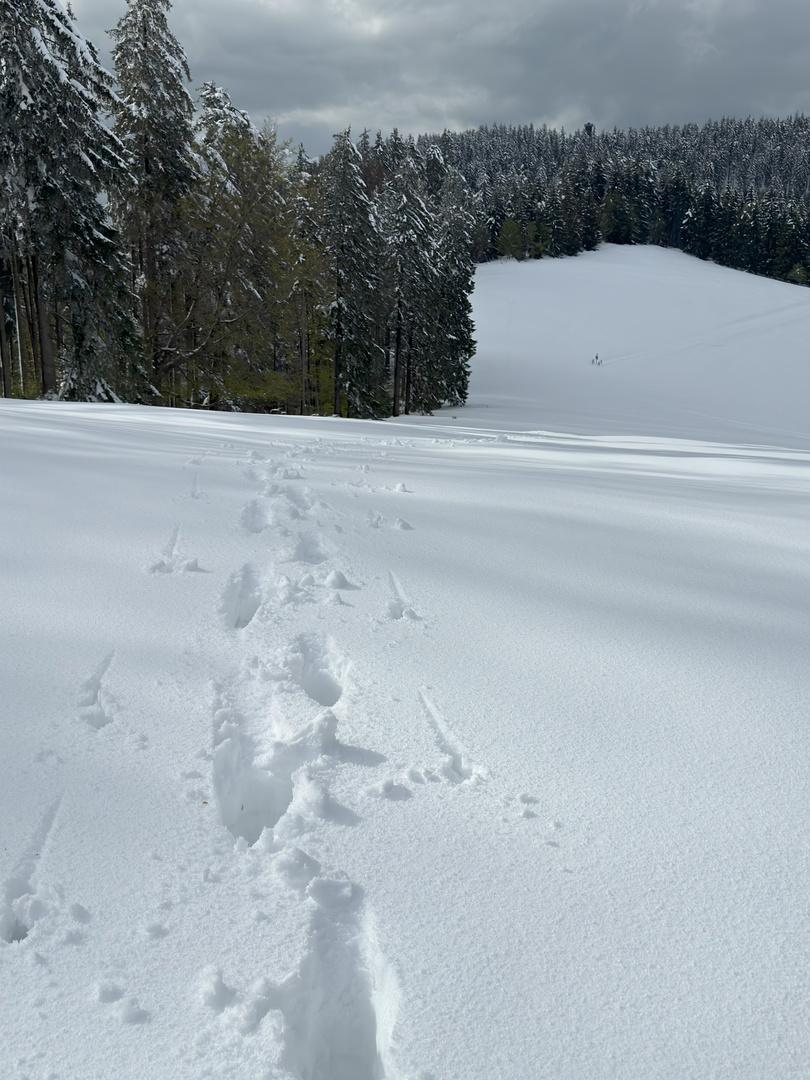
[497,219,523,260]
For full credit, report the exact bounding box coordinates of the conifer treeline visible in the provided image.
[419,119,810,284]
[0,0,475,413]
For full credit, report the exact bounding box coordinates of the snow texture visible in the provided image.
[1,246,810,1078]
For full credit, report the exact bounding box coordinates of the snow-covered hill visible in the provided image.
[468,243,810,446]
[2,247,809,1080]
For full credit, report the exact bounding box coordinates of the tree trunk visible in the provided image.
[392,299,403,416]
[0,279,11,398]
[10,254,29,390]
[333,310,343,417]
[404,328,414,415]
[23,256,44,391]
[313,340,322,416]
[299,291,309,415]
[31,254,56,394]
[143,226,159,382]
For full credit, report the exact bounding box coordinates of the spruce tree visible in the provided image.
[0,0,137,399]
[496,218,523,259]
[319,130,381,417]
[430,169,476,409]
[109,0,195,394]
[377,155,436,414]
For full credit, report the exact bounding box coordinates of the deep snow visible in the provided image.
[1,246,809,1080]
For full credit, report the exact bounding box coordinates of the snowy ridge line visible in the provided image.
[460,427,810,460]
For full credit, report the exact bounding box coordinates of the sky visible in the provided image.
[70,0,810,156]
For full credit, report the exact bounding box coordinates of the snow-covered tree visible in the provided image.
[184,84,294,409]
[428,168,476,409]
[319,130,381,417]
[377,155,436,415]
[109,0,195,391]
[0,0,137,399]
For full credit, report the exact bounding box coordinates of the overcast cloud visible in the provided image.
[70,0,810,155]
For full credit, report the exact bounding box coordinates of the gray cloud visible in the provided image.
[70,0,810,154]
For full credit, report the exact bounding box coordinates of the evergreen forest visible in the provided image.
[421,118,810,283]
[2,0,810,412]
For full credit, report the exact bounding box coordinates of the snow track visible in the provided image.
[200,447,422,1076]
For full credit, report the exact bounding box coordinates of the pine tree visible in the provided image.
[319,130,381,417]
[428,168,476,409]
[496,218,523,259]
[109,0,195,395]
[0,0,137,399]
[287,146,330,415]
[377,155,437,414]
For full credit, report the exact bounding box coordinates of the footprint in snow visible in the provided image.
[419,690,487,785]
[203,871,401,1078]
[0,799,62,943]
[240,498,272,534]
[387,571,421,622]
[97,982,125,1004]
[290,531,329,565]
[211,683,342,845]
[220,565,263,629]
[78,653,117,729]
[148,525,206,573]
[365,779,413,801]
[188,473,207,500]
[118,998,149,1024]
[283,633,349,708]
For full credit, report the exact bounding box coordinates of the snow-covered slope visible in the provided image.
[2,247,809,1080]
[466,244,810,446]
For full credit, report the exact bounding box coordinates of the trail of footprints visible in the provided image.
[6,438,558,1073]
[202,451,441,1075]
[185,444,557,1077]
[24,441,553,1069]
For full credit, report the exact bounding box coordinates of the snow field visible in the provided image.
[464,243,810,447]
